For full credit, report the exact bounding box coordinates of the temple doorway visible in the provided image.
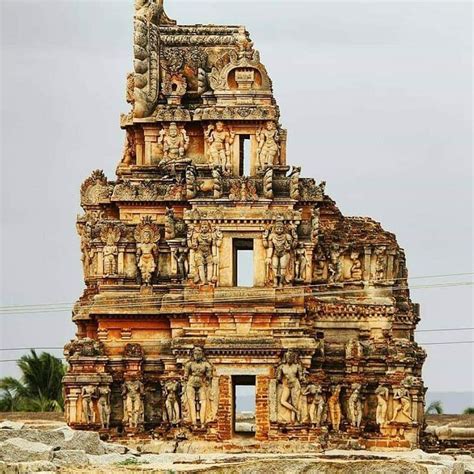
[232,375,256,437]
[233,239,254,286]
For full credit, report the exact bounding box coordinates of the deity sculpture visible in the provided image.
[391,384,412,422]
[187,222,222,285]
[302,383,325,427]
[172,244,189,279]
[183,347,213,426]
[97,385,111,429]
[294,243,308,282]
[185,165,197,199]
[328,385,342,432]
[350,251,362,280]
[134,218,160,285]
[345,338,363,359]
[374,246,386,281]
[310,208,320,243]
[256,121,280,168]
[347,383,363,429]
[158,122,189,163]
[77,222,94,278]
[288,166,301,200]
[263,217,297,286]
[205,121,235,173]
[276,350,304,424]
[122,379,145,429]
[312,246,326,281]
[120,130,135,166]
[81,385,96,424]
[164,380,181,425]
[327,245,343,284]
[100,225,121,276]
[164,207,176,240]
[375,385,389,428]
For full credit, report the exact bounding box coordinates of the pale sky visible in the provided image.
[0,1,472,394]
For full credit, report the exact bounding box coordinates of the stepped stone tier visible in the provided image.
[63,0,427,448]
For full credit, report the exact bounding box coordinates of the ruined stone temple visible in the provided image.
[63,0,426,448]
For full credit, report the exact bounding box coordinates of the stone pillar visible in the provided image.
[255,375,270,440]
[143,125,159,165]
[279,129,287,166]
[67,387,81,424]
[97,249,104,276]
[250,133,258,176]
[363,246,372,281]
[217,375,232,440]
[118,245,125,275]
[387,250,396,282]
[304,242,315,283]
[135,128,145,165]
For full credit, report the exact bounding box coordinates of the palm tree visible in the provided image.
[425,400,444,415]
[463,407,474,415]
[0,350,65,412]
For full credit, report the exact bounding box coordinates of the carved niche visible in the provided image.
[99,224,121,276]
[80,170,112,206]
[134,217,160,285]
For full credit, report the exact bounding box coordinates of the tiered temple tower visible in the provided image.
[63,0,426,448]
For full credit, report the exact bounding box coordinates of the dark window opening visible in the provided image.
[233,375,256,437]
[238,134,251,176]
[233,239,254,287]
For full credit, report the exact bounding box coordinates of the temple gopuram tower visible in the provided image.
[63,0,426,449]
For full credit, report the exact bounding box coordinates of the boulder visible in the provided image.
[0,460,57,473]
[101,441,129,454]
[139,440,177,454]
[87,453,131,466]
[0,428,64,447]
[53,449,89,467]
[59,430,106,455]
[0,421,25,430]
[0,438,53,463]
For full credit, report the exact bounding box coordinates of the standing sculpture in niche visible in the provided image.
[375,385,389,427]
[100,225,121,276]
[347,383,363,428]
[158,122,189,163]
[185,165,197,199]
[164,207,176,240]
[172,244,189,279]
[183,347,213,426]
[256,121,280,168]
[120,130,136,166]
[374,246,386,281]
[164,380,181,425]
[302,383,325,427]
[391,383,412,422]
[134,218,160,285]
[328,245,343,284]
[310,208,320,243]
[122,379,145,429]
[350,251,363,280]
[263,217,297,286]
[187,222,222,285]
[328,385,342,432]
[97,385,111,429]
[205,121,235,173]
[294,243,308,282]
[276,350,304,424]
[81,385,96,424]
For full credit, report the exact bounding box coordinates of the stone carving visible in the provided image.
[288,166,301,200]
[187,222,222,285]
[262,217,297,286]
[97,385,111,429]
[194,105,277,122]
[390,383,412,423]
[122,379,145,429]
[256,121,280,168]
[124,343,145,358]
[120,130,136,166]
[276,350,304,424]
[350,251,362,280]
[80,170,111,206]
[328,385,342,432]
[158,122,189,163]
[310,208,320,243]
[347,383,363,428]
[161,72,187,105]
[212,166,223,199]
[64,338,104,359]
[172,244,189,279]
[164,207,176,240]
[205,122,235,173]
[77,222,94,278]
[228,178,257,201]
[134,217,160,285]
[262,166,273,199]
[312,246,326,281]
[163,380,181,425]
[294,243,308,282]
[302,383,325,427]
[375,385,389,428]
[81,385,96,424]
[328,245,344,284]
[100,224,121,276]
[183,347,213,426]
[345,338,363,359]
[185,165,197,199]
[374,246,386,281]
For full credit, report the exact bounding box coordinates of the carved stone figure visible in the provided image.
[124,343,145,358]
[77,222,94,278]
[262,166,273,198]
[328,245,343,284]
[97,385,111,429]
[350,251,362,280]
[276,350,304,424]
[302,383,325,427]
[100,225,121,276]
[80,170,111,206]
[172,244,189,279]
[212,166,223,199]
[375,385,389,427]
[263,217,297,286]
[122,379,145,429]
[164,380,181,425]
[64,338,104,359]
[158,122,189,163]
[134,218,160,285]
[185,165,197,199]
[294,243,308,282]
[256,121,280,168]
[310,208,320,243]
[347,383,363,428]
[205,122,235,173]
[228,178,257,201]
[374,246,386,281]
[345,338,363,359]
[183,347,213,426]
[391,384,412,422]
[312,246,326,281]
[328,385,342,431]
[187,222,222,285]
[164,207,176,240]
[81,385,96,424]
[288,166,301,200]
[120,130,136,166]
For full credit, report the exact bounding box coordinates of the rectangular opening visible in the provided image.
[238,134,251,176]
[232,375,256,437]
[233,238,254,287]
